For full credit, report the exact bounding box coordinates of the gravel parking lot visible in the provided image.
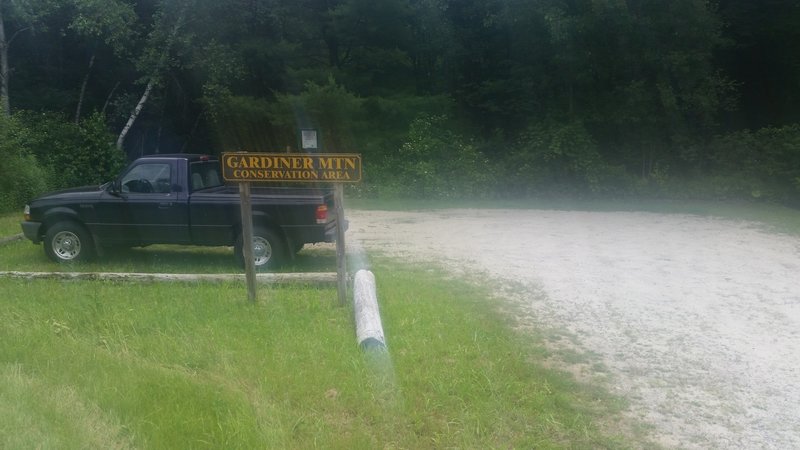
[347,208,800,449]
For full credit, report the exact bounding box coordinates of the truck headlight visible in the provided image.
[24,205,31,221]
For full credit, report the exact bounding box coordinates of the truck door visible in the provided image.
[95,160,190,245]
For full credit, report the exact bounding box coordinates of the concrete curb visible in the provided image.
[0,271,338,285]
[0,234,23,246]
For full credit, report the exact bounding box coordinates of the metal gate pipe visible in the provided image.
[353,269,387,350]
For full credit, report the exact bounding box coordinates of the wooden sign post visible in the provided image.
[334,184,347,305]
[221,152,362,304]
[238,182,257,302]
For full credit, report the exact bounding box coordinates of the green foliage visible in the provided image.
[68,0,136,56]
[0,115,48,212]
[272,78,363,152]
[15,112,124,190]
[208,79,363,153]
[195,40,246,110]
[506,121,629,196]
[2,0,800,204]
[708,125,800,201]
[205,95,276,152]
[377,115,491,199]
[0,257,632,448]
[0,111,124,211]
[354,94,455,165]
[342,94,459,198]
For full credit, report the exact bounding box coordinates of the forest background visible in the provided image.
[1,0,799,211]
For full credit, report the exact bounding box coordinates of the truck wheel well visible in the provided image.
[233,221,286,243]
[41,214,83,238]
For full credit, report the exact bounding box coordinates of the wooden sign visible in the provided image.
[222,151,360,306]
[221,153,362,183]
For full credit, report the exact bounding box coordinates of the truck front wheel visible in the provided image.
[234,227,285,271]
[44,221,94,263]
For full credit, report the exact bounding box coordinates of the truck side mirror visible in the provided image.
[108,181,122,196]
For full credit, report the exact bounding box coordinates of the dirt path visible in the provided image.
[346,208,800,449]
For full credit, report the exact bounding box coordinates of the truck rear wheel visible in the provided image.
[44,221,94,263]
[234,227,285,271]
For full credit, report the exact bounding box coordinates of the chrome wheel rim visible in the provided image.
[252,236,272,266]
[52,231,81,261]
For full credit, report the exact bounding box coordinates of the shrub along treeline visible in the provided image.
[3,97,799,212]
[0,113,124,212]
[1,0,799,211]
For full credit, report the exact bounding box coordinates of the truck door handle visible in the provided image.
[158,202,173,208]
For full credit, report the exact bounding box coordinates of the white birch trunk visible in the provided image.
[116,78,154,151]
[0,6,10,116]
[114,12,184,152]
[74,54,95,124]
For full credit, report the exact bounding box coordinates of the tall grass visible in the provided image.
[0,279,362,448]
[0,212,22,237]
[4,198,798,448]
[0,259,632,448]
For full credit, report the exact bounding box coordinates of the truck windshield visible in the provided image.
[190,161,224,191]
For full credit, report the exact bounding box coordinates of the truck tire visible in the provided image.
[234,227,285,271]
[44,221,94,263]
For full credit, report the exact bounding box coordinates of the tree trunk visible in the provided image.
[180,111,203,153]
[74,53,95,124]
[101,81,120,116]
[325,34,340,68]
[115,12,185,152]
[0,6,10,116]
[116,78,154,151]
[1,5,32,117]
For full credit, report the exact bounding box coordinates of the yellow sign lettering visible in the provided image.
[222,153,361,183]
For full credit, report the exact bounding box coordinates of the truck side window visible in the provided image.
[121,163,172,194]
[190,162,223,191]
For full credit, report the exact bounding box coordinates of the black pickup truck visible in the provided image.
[21,154,339,269]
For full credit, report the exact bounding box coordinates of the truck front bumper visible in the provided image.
[21,221,42,244]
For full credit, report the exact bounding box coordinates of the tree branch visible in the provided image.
[7,26,32,46]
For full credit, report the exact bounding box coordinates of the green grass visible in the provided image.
[0,239,337,274]
[0,211,22,237]
[0,279,363,448]
[0,253,634,449]
[8,197,793,448]
[371,261,633,448]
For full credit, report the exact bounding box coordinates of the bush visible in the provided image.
[377,115,492,199]
[357,94,455,157]
[634,174,768,201]
[708,125,800,202]
[206,94,282,152]
[0,115,49,212]
[338,94,458,197]
[270,78,363,152]
[505,120,629,196]
[15,112,124,190]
